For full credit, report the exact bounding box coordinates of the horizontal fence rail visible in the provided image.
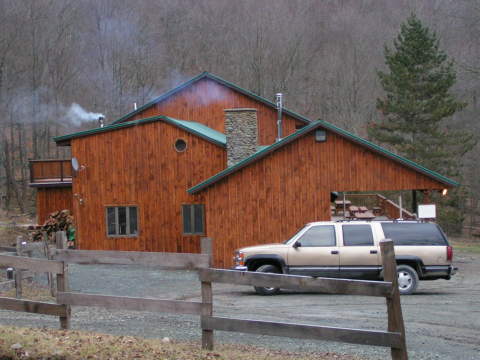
[0,235,407,359]
[55,249,210,270]
[0,246,16,252]
[199,238,408,359]
[199,268,393,297]
[202,316,402,348]
[0,297,68,317]
[0,254,64,274]
[57,292,203,315]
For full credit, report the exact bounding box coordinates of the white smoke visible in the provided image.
[65,103,104,126]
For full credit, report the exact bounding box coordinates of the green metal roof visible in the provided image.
[187,120,458,194]
[54,115,226,147]
[188,121,322,194]
[166,117,226,145]
[111,72,312,125]
[316,120,459,187]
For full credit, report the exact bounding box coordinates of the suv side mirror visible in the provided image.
[293,241,302,249]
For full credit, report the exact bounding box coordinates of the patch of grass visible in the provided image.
[0,225,30,247]
[0,326,363,360]
[0,209,34,247]
[449,236,480,254]
[0,281,54,301]
[450,241,480,254]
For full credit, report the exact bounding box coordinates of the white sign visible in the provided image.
[418,204,436,219]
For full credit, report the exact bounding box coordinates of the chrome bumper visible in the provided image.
[449,265,458,276]
[422,265,457,279]
[232,265,248,271]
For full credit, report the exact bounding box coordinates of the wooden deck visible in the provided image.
[29,160,72,187]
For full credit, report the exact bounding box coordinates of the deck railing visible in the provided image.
[29,159,72,185]
[344,193,415,220]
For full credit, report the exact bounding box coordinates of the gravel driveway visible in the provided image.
[1,251,479,360]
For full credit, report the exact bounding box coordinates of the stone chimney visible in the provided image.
[224,108,258,167]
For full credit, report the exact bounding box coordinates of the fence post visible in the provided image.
[380,239,408,360]
[15,236,24,299]
[200,237,213,350]
[56,231,71,330]
[43,232,56,297]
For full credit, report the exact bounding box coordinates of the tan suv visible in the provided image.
[233,221,456,295]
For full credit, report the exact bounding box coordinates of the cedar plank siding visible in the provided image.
[199,130,448,268]
[126,78,303,145]
[70,120,226,252]
[36,187,73,224]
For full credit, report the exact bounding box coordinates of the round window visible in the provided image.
[175,139,187,152]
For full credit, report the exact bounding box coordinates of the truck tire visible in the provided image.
[397,264,419,295]
[254,264,281,295]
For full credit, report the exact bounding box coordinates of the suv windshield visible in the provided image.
[284,227,306,244]
[381,223,448,246]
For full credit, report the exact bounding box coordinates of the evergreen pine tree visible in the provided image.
[370,13,474,178]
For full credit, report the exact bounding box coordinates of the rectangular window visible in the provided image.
[381,223,447,246]
[182,204,205,235]
[106,206,138,237]
[298,225,336,247]
[342,225,374,246]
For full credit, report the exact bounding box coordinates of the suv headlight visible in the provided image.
[233,251,245,266]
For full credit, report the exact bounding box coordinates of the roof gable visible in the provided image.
[111,72,311,125]
[187,120,458,194]
[54,115,226,147]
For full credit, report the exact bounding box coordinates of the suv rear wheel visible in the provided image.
[397,264,419,295]
[254,264,281,295]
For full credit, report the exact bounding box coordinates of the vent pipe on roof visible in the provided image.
[276,93,283,142]
[98,116,105,128]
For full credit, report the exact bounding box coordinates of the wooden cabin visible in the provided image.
[30,72,458,267]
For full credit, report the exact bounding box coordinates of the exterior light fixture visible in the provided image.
[441,189,448,196]
[74,193,85,205]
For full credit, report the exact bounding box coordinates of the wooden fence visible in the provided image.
[0,235,408,359]
[53,236,212,331]
[199,239,408,360]
[0,233,69,326]
[0,234,211,330]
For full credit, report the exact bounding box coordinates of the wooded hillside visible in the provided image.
[1,0,478,229]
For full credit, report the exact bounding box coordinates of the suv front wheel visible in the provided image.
[397,264,419,295]
[254,264,281,295]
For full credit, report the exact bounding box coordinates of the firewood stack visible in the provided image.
[32,210,74,243]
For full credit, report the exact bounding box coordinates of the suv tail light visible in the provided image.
[447,246,453,261]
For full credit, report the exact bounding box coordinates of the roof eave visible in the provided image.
[53,116,165,143]
[111,72,209,125]
[316,120,459,188]
[54,115,226,147]
[188,121,321,194]
[188,120,458,194]
[110,72,312,126]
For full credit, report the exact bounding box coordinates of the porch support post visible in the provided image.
[411,190,417,215]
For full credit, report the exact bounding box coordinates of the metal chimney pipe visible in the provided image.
[98,116,105,128]
[276,93,283,142]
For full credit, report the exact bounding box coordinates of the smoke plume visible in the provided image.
[65,103,104,126]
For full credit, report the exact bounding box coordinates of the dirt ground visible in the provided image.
[0,209,33,247]
[0,247,479,359]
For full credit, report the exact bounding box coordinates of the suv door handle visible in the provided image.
[331,250,339,255]
[370,250,378,254]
